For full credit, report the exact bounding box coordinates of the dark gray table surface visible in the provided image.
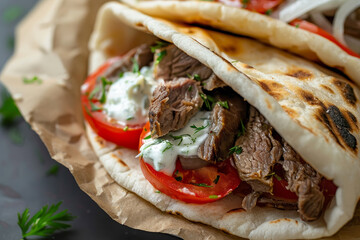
[0,1,180,239]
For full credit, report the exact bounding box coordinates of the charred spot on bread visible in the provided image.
[298,89,321,106]
[333,78,357,106]
[286,68,313,80]
[258,80,286,100]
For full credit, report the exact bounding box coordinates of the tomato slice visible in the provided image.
[81,57,143,150]
[290,19,360,58]
[138,122,241,203]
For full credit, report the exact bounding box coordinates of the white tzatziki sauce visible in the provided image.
[104,66,157,125]
[138,111,211,175]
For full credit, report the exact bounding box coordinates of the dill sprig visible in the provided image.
[17,202,76,240]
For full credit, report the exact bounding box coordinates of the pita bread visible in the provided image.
[121,0,360,87]
[87,2,360,239]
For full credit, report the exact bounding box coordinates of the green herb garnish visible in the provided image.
[190,123,209,134]
[265,9,272,15]
[155,190,161,193]
[119,72,124,78]
[162,141,173,153]
[46,165,60,176]
[156,50,167,65]
[23,76,42,84]
[200,93,215,110]
[193,183,213,188]
[209,195,219,199]
[123,126,129,131]
[265,172,282,181]
[237,120,246,137]
[99,77,112,104]
[90,102,103,112]
[89,85,101,100]
[229,146,243,155]
[132,58,140,74]
[144,135,151,140]
[126,116,134,121]
[188,85,193,92]
[150,41,168,53]
[217,101,229,109]
[3,6,23,23]
[295,23,300,28]
[169,134,195,145]
[0,90,21,126]
[17,202,76,240]
[213,175,220,184]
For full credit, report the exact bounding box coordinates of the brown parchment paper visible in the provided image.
[0,0,359,239]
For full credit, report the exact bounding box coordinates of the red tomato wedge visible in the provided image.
[81,57,143,150]
[138,122,241,204]
[290,19,360,58]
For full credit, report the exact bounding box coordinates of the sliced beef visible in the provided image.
[149,78,203,138]
[242,192,261,211]
[281,142,324,221]
[103,43,153,82]
[155,45,225,89]
[198,89,248,162]
[234,107,283,196]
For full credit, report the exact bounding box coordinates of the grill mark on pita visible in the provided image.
[111,153,129,169]
[286,68,312,80]
[226,208,245,214]
[298,89,321,105]
[244,64,254,69]
[320,84,335,94]
[333,79,357,106]
[282,106,299,118]
[270,218,292,224]
[95,136,106,148]
[258,80,286,100]
[347,111,358,127]
[326,105,357,150]
[222,45,237,53]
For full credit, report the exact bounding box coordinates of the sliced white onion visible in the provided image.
[345,34,360,54]
[333,0,360,46]
[310,12,333,33]
[273,0,346,22]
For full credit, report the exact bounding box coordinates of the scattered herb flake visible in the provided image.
[237,120,246,137]
[99,77,112,104]
[126,116,134,121]
[229,146,243,155]
[155,190,161,193]
[89,85,101,100]
[46,165,60,176]
[3,6,23,23]
[23,76,42,84]
[90,102,103,112]
[190,123,209,134]
[132,58,140,74]
[144,135,151,140]
[162,141,173,153]
[217,101,229,109]
[231,60,239,64]
[156,50,167,65]
[188,85,193,92]
[123,126,129,131]
[9,128,23,145]
[265,9,272,15]
[150,41,168,53]
[213,175,220,184]
[0,90,21,126]
[169,134,195,145]
[200,93,216,111]
[17,201,76,239]
[295,23,300,28]
[193,183,213,188]
[119,72,124,78]
[209,195,219,199]
[274,174,282,181]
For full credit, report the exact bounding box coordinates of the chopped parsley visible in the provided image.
[169,134,195,145]
[155,190,161,193]
[231,60,239,64]
[119,72,124,78]
[156,50,167,65]
[190,123,209,134]
[237,120,246,137]
[295,23,300,28]
[99,77,112,104]
[150,41,169,53]
[242,0,249,7]
[144,135,151,140]
[23,76,42,84]
[193,183,213,188]
[200,93,215,111]
[265,9,272,15]
[187,74,201,82]
[126,116,134,121]
[213,175,220,184]
[265,172,282,181]
[188,85,193,92]
[132,58,140,74]
[89,85,101,100]
[229,146,243,155]
[217,101,229,109]
[162,141,173,153]
[46,165,60,176]
[209,195,219,199]
[84,106,92,117]
[0,90,21,126]
[123,126,129,131]
[90,102,103,112]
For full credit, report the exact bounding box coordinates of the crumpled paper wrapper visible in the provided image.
[0,0,359,239]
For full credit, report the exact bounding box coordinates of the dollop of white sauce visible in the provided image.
[138,111,211,175]
[104,66,157,125]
